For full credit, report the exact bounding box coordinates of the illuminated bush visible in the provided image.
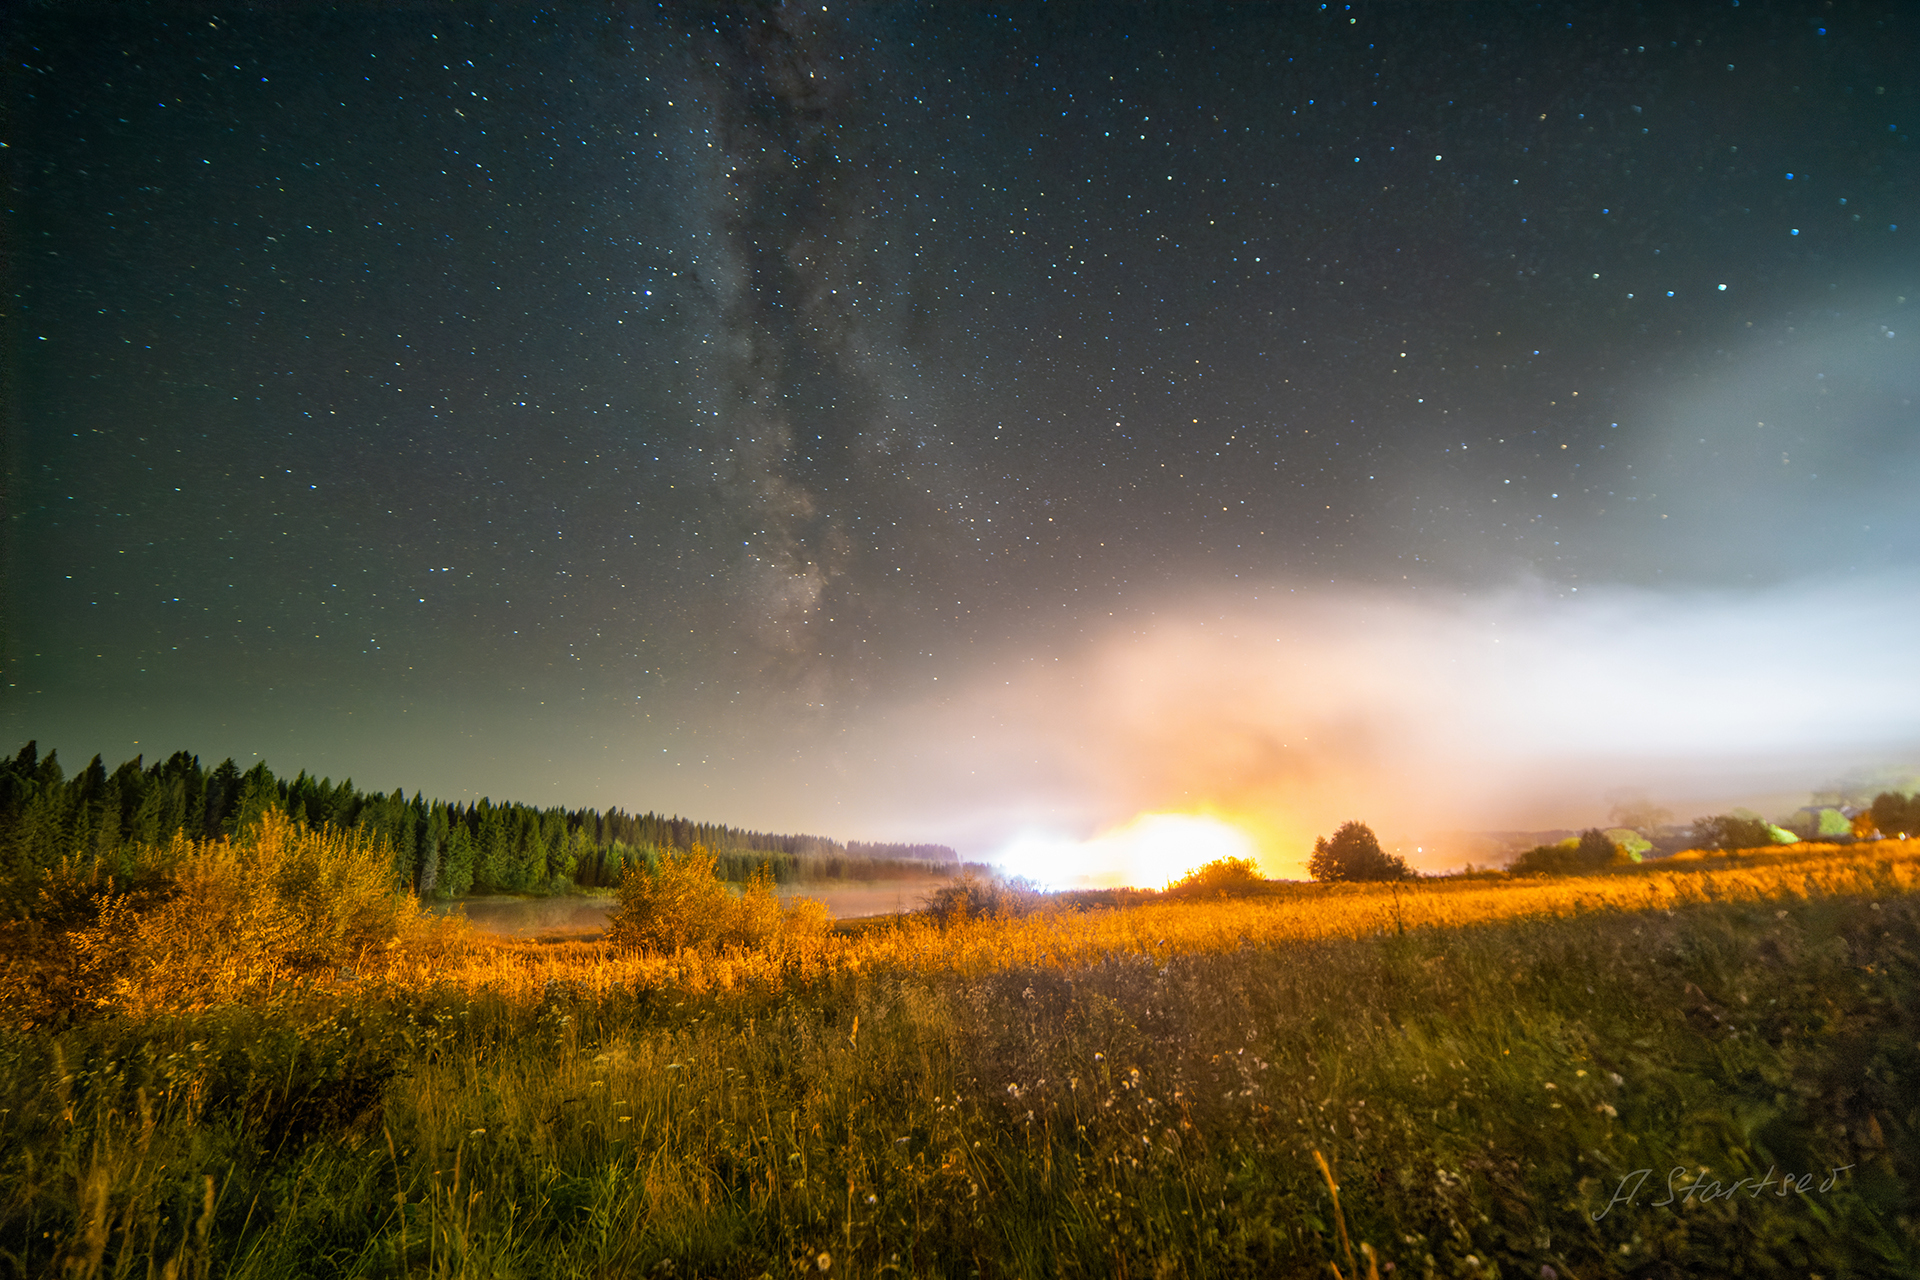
[607,844,730,952]
[607,846,831,953]
[920,872,1039,926]
[3,809,423,1023]
[1166,856,1267,897]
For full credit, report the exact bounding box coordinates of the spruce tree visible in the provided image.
[440,822,476,897]
[475,805,509,891]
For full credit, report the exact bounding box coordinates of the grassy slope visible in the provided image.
[3,848,1918,1278]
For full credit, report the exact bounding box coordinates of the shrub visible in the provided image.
[606,845,731,952]
[1307,822,1410,882]
[606,847,831,953]
[0,810,423,1025]
[1166,856,1268,897]
[920,872,1039,926]
[1693,813,1780,852]
[1508,828,1626,876]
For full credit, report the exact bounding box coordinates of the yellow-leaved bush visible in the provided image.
[8,809,441,1022]
[606,844,830,953]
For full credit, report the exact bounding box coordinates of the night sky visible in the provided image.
[10,2,1919,874]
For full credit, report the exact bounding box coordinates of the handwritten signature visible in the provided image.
[1591,1164,1853,1221]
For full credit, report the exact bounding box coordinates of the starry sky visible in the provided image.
[10,2,1919,872]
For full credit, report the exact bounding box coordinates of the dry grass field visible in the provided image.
[3,818,1917,1277]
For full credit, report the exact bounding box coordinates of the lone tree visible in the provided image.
[1307,821,1411,882]
[1869,791,1920,840]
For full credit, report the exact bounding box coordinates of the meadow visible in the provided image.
[3,819,1917,1278]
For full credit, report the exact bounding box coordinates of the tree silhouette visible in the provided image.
[1869,791,1920,840]
[1509,828,1624,875]
[1693,813,1774,851]
[1307,821,1410,882]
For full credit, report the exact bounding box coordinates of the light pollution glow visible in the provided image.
[843,570,1920,882]
[993,812,1260,890]
[813,311,1920,881]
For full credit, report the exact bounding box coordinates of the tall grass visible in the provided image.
[3,840,1917,1277]
[363,838,1920,1003]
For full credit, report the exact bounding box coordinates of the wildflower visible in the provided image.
[816,1252,832,1271]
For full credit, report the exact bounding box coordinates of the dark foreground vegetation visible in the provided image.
[3,844,1917,1277]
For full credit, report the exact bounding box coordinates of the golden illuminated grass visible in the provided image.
[8,837,1919,1278]
[362,838,1920,1003]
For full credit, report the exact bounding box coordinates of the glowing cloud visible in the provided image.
[840,572,1920,877]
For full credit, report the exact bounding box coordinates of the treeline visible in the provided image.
[0,742,959,912]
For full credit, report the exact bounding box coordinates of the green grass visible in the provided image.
[4,893,1917,1277]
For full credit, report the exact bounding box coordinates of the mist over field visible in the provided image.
[843,569,1920,876]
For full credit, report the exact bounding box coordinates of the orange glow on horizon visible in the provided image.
[993,811,1263,890]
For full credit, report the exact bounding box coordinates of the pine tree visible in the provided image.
[93,773,125,860]
[129,774,172,847]
[440,821,476,897]
[419,801,450,897]
[205,759,242,838]
[68,755,109,862]
[228,763,278,836]
[474,804,509,892]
